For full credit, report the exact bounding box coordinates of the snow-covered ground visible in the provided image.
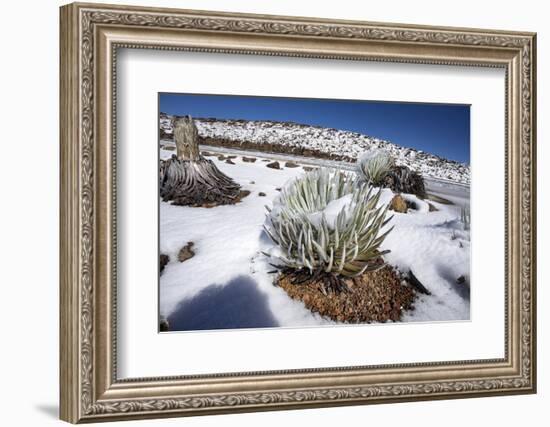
[160,146,470,331]
[376,189,470,322]
[160,113,470,184]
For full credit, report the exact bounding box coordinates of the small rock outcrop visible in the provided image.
[266,161,281,170]
[160,254,169,274]
[178,242,195,263]
[390,194,408,213]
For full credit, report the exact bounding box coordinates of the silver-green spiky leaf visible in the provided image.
[265,168,393,277]
[356,150,393,186]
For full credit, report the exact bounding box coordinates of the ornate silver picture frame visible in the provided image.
[60,2,536,423]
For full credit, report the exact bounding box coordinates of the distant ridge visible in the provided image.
[159,113,470,184]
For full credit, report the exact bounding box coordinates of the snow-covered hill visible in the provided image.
[160,113,470,184]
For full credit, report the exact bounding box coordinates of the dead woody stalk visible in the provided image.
[159,116,243,206]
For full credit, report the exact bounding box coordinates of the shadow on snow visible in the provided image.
[435,263,470,301]
[167,275,279,332]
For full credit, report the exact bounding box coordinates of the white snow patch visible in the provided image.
[160,154,334,327]
[305,193,354,229]
[160,151,470,330]
[379,193,470,321]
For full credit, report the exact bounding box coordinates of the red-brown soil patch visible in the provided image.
[277,263,416,323]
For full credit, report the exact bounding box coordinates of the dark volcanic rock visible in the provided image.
[284,161,299,168]
[178,242,195,263]
[240,190,251,198]
[266,161,281,170]
[242,156,257,163]
[225,158,235,165]
[159,318,170,332]
[258,192,266,197]
[160,254,169,274]
[405,199,417,210]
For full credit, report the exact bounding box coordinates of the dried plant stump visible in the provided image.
[159,116,243,207]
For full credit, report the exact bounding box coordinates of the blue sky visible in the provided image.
[160,93,470,163]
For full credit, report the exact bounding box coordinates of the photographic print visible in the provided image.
[158,94,471,333]
[60,5,536,420]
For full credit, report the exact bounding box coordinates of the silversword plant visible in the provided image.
[264,168,393,279]
[356,150,394,186]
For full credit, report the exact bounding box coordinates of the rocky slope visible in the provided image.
[160,113,470,184]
